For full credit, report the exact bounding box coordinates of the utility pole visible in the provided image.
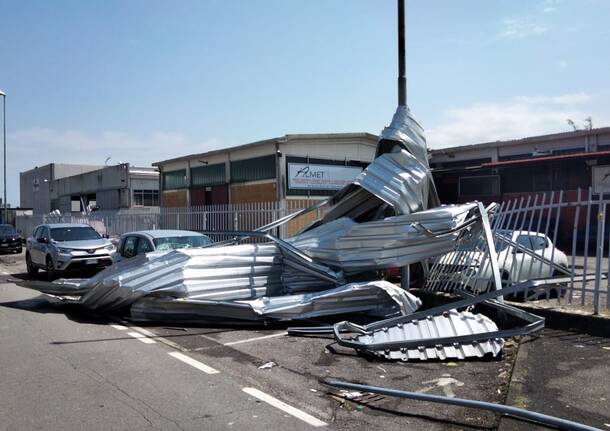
[0,90,6,224]
[397,0,411,290]
[397,0,407,107]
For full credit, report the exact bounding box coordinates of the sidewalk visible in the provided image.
[499,327,610,430]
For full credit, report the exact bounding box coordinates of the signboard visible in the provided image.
[592,165,610,194]
[287,163,362,191]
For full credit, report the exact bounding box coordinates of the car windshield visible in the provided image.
[50,227,101,242]
[153,235,211,251]
[0,225,16,235]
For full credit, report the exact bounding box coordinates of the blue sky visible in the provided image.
[1,0,609,205]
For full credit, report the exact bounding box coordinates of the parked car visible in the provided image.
[25,223,116,279]
[435,230,569,295]
[0,224,22,254]
[114,230,212,262]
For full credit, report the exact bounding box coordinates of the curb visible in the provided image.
[510,302,610,337]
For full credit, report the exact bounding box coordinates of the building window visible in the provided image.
[459,175,500,197]
[230,155,276,183]
[191,163,226,186]
[133,189,159,206]
[163,169,187,190]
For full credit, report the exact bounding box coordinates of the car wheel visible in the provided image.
[45,256,57,281]
[26,252,38,276]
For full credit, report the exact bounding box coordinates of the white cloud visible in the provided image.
[426,92,606,149]
[500,17,548,39]
[540,0,562,13]
[513,92,590,104]
[6,128,222,205]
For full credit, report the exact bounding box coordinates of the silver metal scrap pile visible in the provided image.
[53,105,546,361]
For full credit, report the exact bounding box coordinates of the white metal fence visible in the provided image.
[425,188,610,314]
[15,200,320,242]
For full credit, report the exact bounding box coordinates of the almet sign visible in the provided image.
[287,163,362,191]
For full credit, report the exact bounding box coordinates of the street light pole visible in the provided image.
[0,90,5,224]
[397,0,407,107]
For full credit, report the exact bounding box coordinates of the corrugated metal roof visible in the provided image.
[481,149,610,167]
[152,133,379,166]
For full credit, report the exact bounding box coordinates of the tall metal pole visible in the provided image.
[0,91,5,224]
[397,0,410,290]
[397,0,407,106]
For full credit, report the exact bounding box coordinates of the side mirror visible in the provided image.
[103,234,109,239]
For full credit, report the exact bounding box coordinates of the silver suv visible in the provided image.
[26,223,116,279]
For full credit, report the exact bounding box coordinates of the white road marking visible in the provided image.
[113,319,186,351]
[242,387,327,427]
[168,351,220,374]
[223,332,287,346]
[109,324,128,331]
[127,331,156,344]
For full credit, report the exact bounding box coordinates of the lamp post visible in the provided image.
[0,90,5,224]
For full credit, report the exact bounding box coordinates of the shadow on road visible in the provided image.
[0,294,105,325]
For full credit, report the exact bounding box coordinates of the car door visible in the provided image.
[532,234,555,277]
[28,226,41,263]
[511,234,538,282]
[121,236,139,259]
[32,226,48,265]
[135,236,153,255]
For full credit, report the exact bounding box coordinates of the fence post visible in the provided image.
[594,197,605,315]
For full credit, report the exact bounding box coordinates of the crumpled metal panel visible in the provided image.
[353,149,432,214]
[377,106,429,165]
[129,280,421,324]
[246,281,422,320]
[353,310,504,361]
[75,243,285,311]
[289,204,478,273]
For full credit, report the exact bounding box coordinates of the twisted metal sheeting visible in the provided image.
[353,149,432,214]
[352,310,504,361]
[289,204,478,273]
[78,244,284,311]
[129,280,422,324]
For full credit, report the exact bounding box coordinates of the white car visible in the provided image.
[435,230,569,294]
[26,223,116,280]
[114,230,212,262]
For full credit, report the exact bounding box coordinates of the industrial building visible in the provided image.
[20,163,159,213]
[430,126,610,204]
[20,163,103,213]
[153,133,378,207]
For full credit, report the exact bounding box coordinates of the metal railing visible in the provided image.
[426,188,610,314]
[15,200,321,242]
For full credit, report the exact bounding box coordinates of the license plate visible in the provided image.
[86,259,98,265]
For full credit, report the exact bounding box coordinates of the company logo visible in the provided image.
[294,166,325,179]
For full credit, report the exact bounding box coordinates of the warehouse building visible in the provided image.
[20,163,103,213]
[153,133,378,207]
[20,163,159,213]
[429,126,610,204]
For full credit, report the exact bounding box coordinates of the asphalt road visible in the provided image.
[0,251,530,430]
[0,273,325,430]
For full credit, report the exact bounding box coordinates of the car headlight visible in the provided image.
[105,244,115,251]
[58,248,72,254]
